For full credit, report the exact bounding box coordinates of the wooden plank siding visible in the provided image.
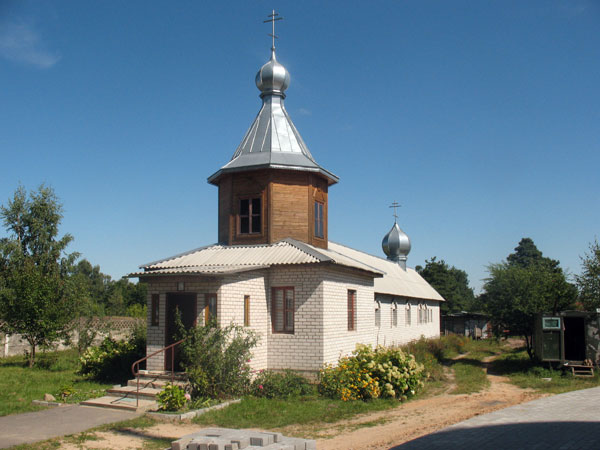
[217,169,329,248]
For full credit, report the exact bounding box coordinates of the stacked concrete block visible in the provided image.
[170,428,315,450]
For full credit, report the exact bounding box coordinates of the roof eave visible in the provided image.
[207,165,339,186]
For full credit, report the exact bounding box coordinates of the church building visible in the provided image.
[131,35,444,377]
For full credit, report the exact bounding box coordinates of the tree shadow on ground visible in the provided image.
[390,421,600,449]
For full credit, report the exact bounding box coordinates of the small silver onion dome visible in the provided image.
[382,222,411,270]
[255,48,290,97]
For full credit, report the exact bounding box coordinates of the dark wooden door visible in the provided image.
[165,293,196,371]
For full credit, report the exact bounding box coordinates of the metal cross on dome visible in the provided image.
[264,10,283,49]
[389,201,401,222]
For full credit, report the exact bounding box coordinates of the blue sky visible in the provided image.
[1,1,598,292]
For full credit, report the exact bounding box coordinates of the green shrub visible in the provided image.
[79,325,146,383]
[157,383,189,411]
[319,344,425,401]
[250,370,314,398]
[178,320,257,400]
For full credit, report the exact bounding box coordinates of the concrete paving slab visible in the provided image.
[392,386,600,449]
[0,404,141,448]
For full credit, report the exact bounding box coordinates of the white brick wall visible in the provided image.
[267,265,325,372]
[321,267,375,365]
[142,265,441,374]
[219,271,268,372]
[143,276,221,371]
[373,294,440,347]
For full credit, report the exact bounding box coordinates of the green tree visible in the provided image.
[0,186,79,366]
[416,257,475,314]
[575,239,600,311]
[71,259,147,317]
[480,238,576,359]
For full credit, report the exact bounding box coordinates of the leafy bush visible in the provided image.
[157,383,189,411]
[319,344,425,401]
[250,370,314,398]
[178,319,257,399]
[79,325,146,383]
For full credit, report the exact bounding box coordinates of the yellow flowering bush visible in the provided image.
[319,344,425,401]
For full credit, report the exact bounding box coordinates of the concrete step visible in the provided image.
[137,370,187,381]
[107,385,162,399]
[127,377,188,389]
[80,395,157,412]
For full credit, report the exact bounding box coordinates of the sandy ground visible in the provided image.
[57,350,544,450]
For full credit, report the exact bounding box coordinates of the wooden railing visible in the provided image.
[131,338,186,408]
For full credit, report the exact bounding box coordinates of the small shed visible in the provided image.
[441,311,491,339]
[534,311,600,365]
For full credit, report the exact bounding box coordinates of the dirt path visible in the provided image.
[56,351,543,450]
[313,354,543,450]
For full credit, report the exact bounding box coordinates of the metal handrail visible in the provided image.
[131,338,186,407]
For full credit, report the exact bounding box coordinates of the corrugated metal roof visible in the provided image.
[136,239,382,277]
[327,242,445,302]
[133,239,443,302]
[129,265,270,276]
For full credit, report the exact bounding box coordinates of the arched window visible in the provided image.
[391,301,398,327]
[405,302,411,326]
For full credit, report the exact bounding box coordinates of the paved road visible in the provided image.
[0,405,140,449]
[392,386,600,449]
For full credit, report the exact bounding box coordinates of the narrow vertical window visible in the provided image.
[314,201,324,239]
[271,287,294,333]
[375,302,381,328]
[347,290,356,331]
[406,303,411,326]
[205,293,217,324]
[239,197,261,234]
[244,295,250,326]
[151,294,159,326]
[392,302,398,327]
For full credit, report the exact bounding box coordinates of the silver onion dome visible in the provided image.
[382,221,411,270]
[255,48,290,97]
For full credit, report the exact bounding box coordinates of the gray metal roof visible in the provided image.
[131,238,444,303]
[208,49,338,185]
[133,238,381,278]
[327,242,445,302]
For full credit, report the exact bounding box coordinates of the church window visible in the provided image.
[244,295,250,326]
[392,302,398,327]
[239,197,261,234]
[272,287,294,333]
[405,303,411,326]
[205,293,217,324]
[418,304,429,324]
[314,201,324,239]
[347,290,356,331]
[375,301,381,328]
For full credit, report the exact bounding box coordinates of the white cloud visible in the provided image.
[0,22,60,68]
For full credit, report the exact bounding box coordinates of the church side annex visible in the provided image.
[130,17,444,377]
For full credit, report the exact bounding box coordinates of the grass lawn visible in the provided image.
[490,347,600,394]
[0,349,113,417]
[450,360,490,394]
[193,395,399,430]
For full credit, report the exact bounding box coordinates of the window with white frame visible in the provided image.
[375,301,381,328]
[405,302,411,326]
[391,301,398,327]
[418,304,430,324]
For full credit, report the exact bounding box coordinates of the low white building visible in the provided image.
[131,41,444,377]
